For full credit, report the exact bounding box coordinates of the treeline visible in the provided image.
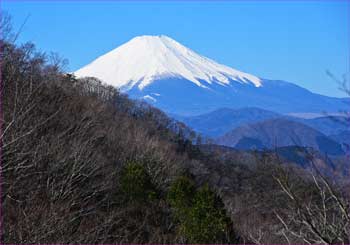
[1,18,349,244]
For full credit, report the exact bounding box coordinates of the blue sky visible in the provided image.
[2,0,349,97]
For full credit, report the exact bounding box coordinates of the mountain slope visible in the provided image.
[7,35,350,244]
[74,35,262,90]
[175,107,280,137]
[330,130,350,148]
[176,108,349,138]
[75,35,348,116]
[216,118,344,155]
[297,116,350,135]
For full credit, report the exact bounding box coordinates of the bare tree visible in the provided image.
[274,153,350,244]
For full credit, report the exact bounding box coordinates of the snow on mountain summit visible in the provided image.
[73,35,347,116]
[74,35,262,90]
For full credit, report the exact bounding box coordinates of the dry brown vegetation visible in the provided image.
[1,16,349,244]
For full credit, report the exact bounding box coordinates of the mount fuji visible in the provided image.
[74,35,347,116]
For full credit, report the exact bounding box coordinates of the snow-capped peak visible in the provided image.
[74,35,262,90]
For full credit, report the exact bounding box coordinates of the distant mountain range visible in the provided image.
[174,107,280,137]
[215,118,344,155]
[74,35,348,116]
[176,107,349,137]
[74,35,349,154]
[175,107,349,154]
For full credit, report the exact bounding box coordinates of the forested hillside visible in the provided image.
[1,19,349,244]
